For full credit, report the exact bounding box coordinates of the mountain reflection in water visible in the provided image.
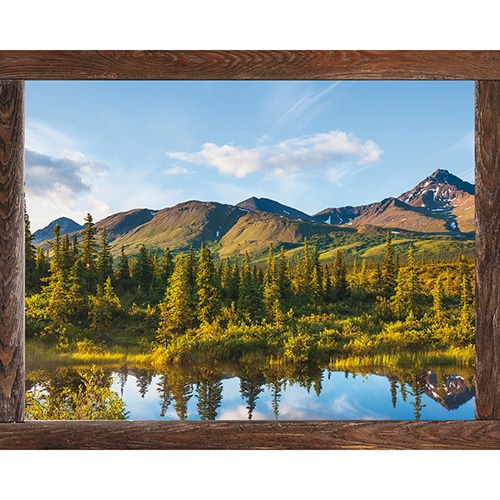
[27,359,475,420]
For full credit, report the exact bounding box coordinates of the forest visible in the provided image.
[25,211,475,370]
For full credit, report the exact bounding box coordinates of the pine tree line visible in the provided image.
[25,213,474,351]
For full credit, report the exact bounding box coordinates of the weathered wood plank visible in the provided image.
[475,81,500,419]
[0,50,500,80]
[0,52,496,447]
[0,81,24,422]
[0,420,499,449]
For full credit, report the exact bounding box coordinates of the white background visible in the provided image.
[2,2,496,498]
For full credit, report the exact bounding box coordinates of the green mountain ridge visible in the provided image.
[32,169,475,263]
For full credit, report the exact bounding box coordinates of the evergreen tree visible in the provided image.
[49,223,62,275]
[405,247,420,317]
[88,276,121,335]
[372,263,385,297]
[133,244,155,298]
[196,244,221,325]
[35,247,50,289]
[25,209,38,293]
[291,239,316,311]
[157,252,196,343]
[277,246,292,306]
[186,246,198,292]
[431,274,446,323]
[238,252,264,323]
[383,231,396,297]
[220,257,239,306]
[80,213,98,293]
[459,272,474,326]
[263,244,283,323]
[310,246,324,309]
[41,261,85,345]
[390,247,421,320]
[150,250,167,303]
[161,247,174,286]
[96,227,113,286]
[115,246,131,292]
[332,249,348,301]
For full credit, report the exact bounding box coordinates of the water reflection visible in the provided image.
[26,358,476,421]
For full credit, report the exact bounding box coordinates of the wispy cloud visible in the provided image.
[451,130,474,152]
[162,165,193,176]
[166,130,382,182]
[273,81,344,129]
[26,120,80,157]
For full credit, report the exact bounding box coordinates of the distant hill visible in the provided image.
[237,197,315,222]
[33,217,84,245]
[111,201,245,254]
[32,169,475,261]
[93,208,157,242]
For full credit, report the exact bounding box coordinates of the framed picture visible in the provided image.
[0,50,499,449]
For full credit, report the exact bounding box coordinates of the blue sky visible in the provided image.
[24,80,474,231]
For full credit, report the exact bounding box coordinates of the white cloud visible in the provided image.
[25,149,108,199]
[162,166,192,176]
[168,143,263,178]
[24,147,111,230]
[165,130,382,182]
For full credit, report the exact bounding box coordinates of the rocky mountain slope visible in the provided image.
[312,169,474,235]
[33,169,474,259]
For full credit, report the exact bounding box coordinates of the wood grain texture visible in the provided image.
[0,52,498,447]
[0,420,499,449]
[1,50,500,80]
[475,81,500,419]
[0,81,24,422]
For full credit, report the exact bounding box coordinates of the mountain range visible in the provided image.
[33,169,475,261]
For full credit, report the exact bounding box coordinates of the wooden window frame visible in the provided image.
[0,50,499,449]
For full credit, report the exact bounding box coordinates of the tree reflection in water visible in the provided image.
[26,357,476,421]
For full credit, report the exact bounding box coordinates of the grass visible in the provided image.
[26,338,153,369]
[329,345,475,372]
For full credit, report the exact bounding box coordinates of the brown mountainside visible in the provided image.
[32,169,475,259]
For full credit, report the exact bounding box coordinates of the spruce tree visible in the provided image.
[134,244,155,298]
[390,248,421,320]
[157,252,196,343]
[196,244,221,325]
[431,274,446,323]
[49,223,62,275]
[383,231,396,297]
[35,247,50,290]
[89,276,121,335]
[25,210,38,293]
[80,213,98,293]
[332,249,348,301]
[96,227,113,286]
[161,247,174,286]
[277,246,292,306]
[263,244,283,323]
[115,246,131,292]
[238,252,264,324]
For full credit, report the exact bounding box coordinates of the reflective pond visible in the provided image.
[26,359,475,420]
[114,369,475,421]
